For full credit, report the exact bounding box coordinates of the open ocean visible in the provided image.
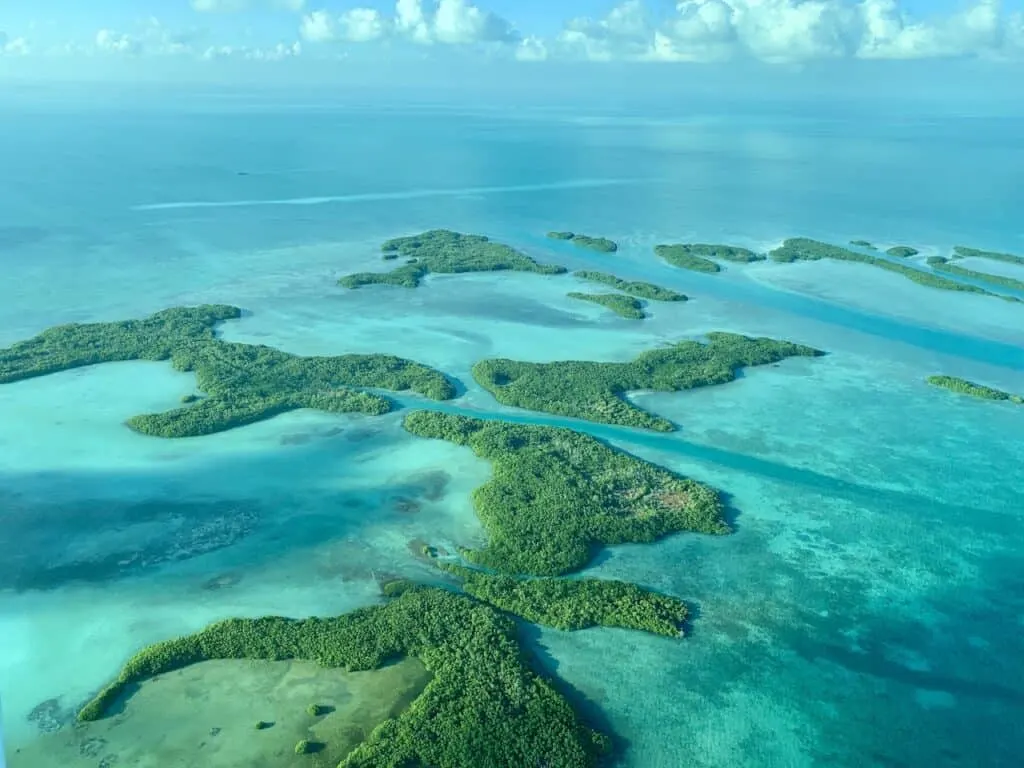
[1,87,1022,767]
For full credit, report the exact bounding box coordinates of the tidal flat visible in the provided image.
[2,99,1024,768]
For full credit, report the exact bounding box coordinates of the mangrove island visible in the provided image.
[0,305,456,437]
[573,270,687,302]
[655,243,765,273]
[927,375,1022,404]
[953,245,1024,267]
[77,584,611,768]
[471,332,824,432]
[402,411,728,576]
[546,231,619,253]
[885,246,919,258]
[769,238,1019,301]
[339,229,566,289]
[927,256,1024,294]
[436,562,689,637]
[567,292,645,320]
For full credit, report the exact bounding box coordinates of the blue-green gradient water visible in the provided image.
[0,90,1022,767]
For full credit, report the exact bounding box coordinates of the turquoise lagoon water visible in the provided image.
[0,93,1022,767]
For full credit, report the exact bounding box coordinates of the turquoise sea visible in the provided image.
[1,86,1022,767]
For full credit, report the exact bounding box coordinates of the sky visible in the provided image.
[2,0,1024,85]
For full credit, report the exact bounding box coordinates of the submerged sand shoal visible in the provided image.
[10,656,430,768]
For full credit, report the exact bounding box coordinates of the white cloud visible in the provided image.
[191,0,248,11]
[340,9,389,42]
[558,0,653,61]
[300,9,337,41]
[192,0,306,11]
[557,0,1024,63]
[91,19,198,57]
[95,29,139,54]
[516,35,548,61]
[302,0,519,46]
[301,8,389,42]
[0,31,30,56]
[434,0,518,44]
[202,41,302,59]
[395,0,433,43]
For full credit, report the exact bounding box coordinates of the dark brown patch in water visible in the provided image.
[393,497,421,515]
[408,470,451,502]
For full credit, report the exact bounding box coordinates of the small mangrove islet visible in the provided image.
[953,245,1024,267]
[77,585,611,768]
[850,240,876,249]
[472,332,824,432]
[927,256,1024,293]
[769,238,1019,301]
[339,229,566,289]
[927,375,1023,404]
[654,244,720,273]
[0,305,456,437]
[885,245,919,258]
[546,231,618,253]
[567,291,646,320]
[573,270,687,302]
[437,562,689,637]
[655,243,765,273]
[402,411,727,576]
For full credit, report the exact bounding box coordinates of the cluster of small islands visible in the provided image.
[2,227,1020,768]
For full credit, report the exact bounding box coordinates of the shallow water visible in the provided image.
[1,94,1022,767]
[12,657,431,768]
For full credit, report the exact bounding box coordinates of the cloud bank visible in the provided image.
[3,0,1023,70]
[557,0,1024,63]
[300,0,519,46]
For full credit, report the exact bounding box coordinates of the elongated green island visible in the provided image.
[655,245,720,273]
[437,562,689,637]
[573,270,686,302]
[547,231,618,253]
[850,240,876,249]
[339,230,566,289]
[567,292,645,319]
[403,411,727,576]
[77,584,610,768]
[953,245,1024,266]
[927,375,1022,404]
[927,256,1024,293]
[655,243,765,273]
[0,305,455,437]
[769,238,1020,301]
[472,332,824,432]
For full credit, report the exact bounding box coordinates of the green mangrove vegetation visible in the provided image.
[769,238,1018,300]
[402,411,727,576]
[438,562,688,637]
[953,245,1024,266]
[546,231,618,253]
[77,586,610,768]
[655,243,765,272]
[0,305,456,437]
[927,256,1024,293]
[567,292,645,320]
[885,246,919,258]
[850,240,875,249]
[295,739,324,755]
[654,245,720,273]
[573,270,687,302]
[339,229,567,289]
[926,375,1022,404]
[472,332,824,432]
